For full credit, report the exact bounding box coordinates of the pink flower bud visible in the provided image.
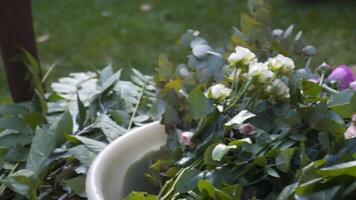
[181,132,195,148]
[239,123,256,136]
[327,65,355,90]
[344,125,356,140]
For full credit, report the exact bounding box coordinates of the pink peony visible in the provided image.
[327,65,355,90]
[181,132,195,148]
[239,123,256,136]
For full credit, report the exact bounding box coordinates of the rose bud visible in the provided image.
[316,62,332,75]
[181,131,195,148]
[239,123,256,136]
[327,65,355,90]
[206,83,231,101]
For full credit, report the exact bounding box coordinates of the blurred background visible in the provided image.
[0,0,355,104]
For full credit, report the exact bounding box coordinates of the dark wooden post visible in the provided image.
[0,0,40,102]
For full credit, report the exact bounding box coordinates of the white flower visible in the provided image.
[228,46,257,66]
[248,62,274,84]
[266,54,295,76]
[206,83,231,100]
[265,79,290,99]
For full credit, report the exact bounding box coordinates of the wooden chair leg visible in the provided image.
[0,0,40,102]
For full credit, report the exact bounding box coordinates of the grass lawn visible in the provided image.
[0,0,355,104]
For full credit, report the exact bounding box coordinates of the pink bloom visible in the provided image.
[327,65,355,90]
[344,125,356,140]
[350,81,356,90]
[239,123,256,136]
[181,132,195,148]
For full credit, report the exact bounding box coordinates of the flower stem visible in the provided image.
[159,158,203,199]
[225,78,252,111]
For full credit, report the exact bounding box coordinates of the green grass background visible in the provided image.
[1,0,355,104]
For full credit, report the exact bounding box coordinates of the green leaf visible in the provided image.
[0,117,33,133]
[240,13,262,34]
[99,64,114,85]
[265,167,280,178]
[5,143,28,162]
[300,79,322,97]
[296,185,340,200]
[3,169,40,200]
[125,191,158,200]
[276,183,298,200]
[100,69,122,93]
[225,110,256,126]
[198,180,232,200]
[76,94,87,129]
[26,112,72,175]
[0,146,9,166]
[275,148,296,173]
[158,53,174,81]
[0,103,30,116]
[316,160,356,177]
[71,135,107,154]
[94,114,127,142]
[26,126,56,175]
[175,169,201,193]
[307,104,345,134]
[0,130,32,147]
[212,144,236,162]
[187,87,210,120]
[64,176,86,197]
[295,178,323,196]
[328,90,356,118]
[68,145,96,166]
[52,111,73,146]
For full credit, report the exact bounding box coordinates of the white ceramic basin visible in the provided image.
[86,121,167,200]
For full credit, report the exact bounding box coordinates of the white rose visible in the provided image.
[265,79,290,99]
[248,62,274,84]
[206,83,231,100]
[266,54,295,76]
[228,46,257,66]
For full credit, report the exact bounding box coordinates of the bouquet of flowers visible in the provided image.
[127,29,356,199]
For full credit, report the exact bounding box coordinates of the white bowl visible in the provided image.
[86,121,167,200]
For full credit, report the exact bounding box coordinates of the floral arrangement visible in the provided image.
[127,30,356,199]
[0,0,355,199]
